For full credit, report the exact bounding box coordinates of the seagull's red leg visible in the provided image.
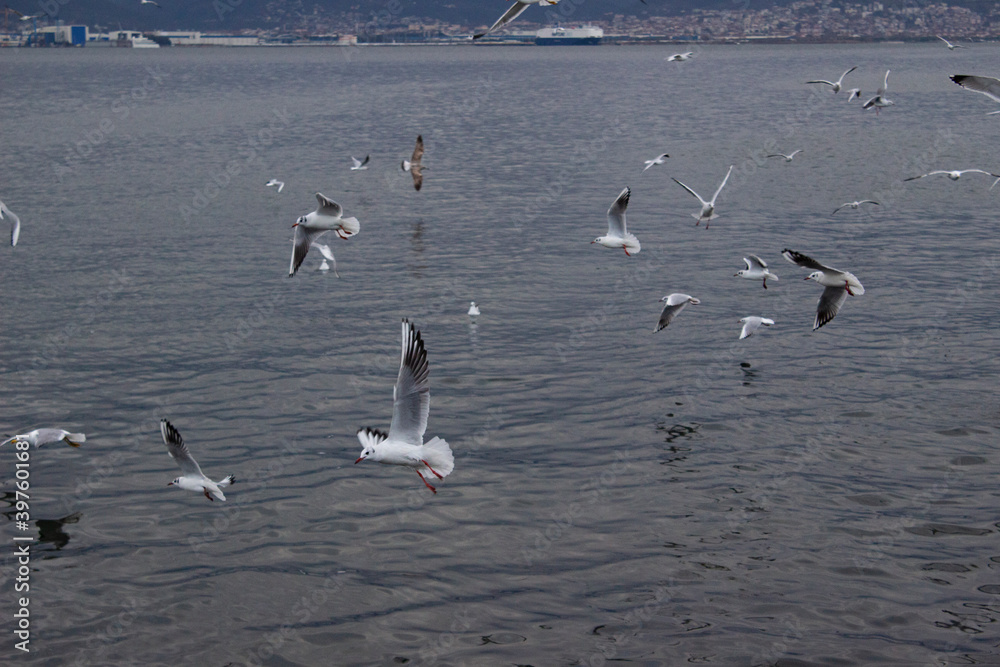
[204,489,213,501]
[421,460,444,480]
[623,247,631,257]
[845,281,855,296]
[763,279,768,290]
[416,470,437,494]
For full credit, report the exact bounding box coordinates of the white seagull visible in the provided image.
[473,1,560,40]
[937,36,963,50]
[655,294,700,333]
[949,75,1000,115]
[642,153,670,172]
[265,179,284,193]
[735,255,778,289]
[667,52,693,62]
[782,249,865,331]
[289,193,360,277]
[592,187,640,256]
[350,155,370,171]
[863,70,894,114]
[1,429,85,448]
[1,199,20,247]
[160,420,235,502]
[739,316,775,340]
[355,320,454,494]
[846,88,862,101]
[832,200,880,214]
[140,0,161,7]
[904,169,1000,183]
[767,150,802,162]
[806,66,857,93]
[401,135,424,191]
[468,301,480,317]
[312,243,340,277]
[672,165,733,228]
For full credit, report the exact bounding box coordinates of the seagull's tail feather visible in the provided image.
[63,433,86,447]
[339,217,360,238]
[624,234,641,255]
[421,437,454,479]
[218,474,236,488]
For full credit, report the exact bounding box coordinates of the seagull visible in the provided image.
[473,1,560,40]
[806,66,857,93]
[735,255,778,289]
[846,88,862,101]
[937,35,963,50]
[1,199,20,247]
[592,187,640,256]
[949,75,1000,115]
[289,193,360,277]
[355,320,454,494]
[265,179,284,193]
[139,0,161,7]
[782,249,865,331]
[160,419,235,502]
[401,135,424,191]
[654,294,700,333]
[350,155,370,171]
[1,429,85,448]
[667,52,693,62]
[468,301,480,317]
[313,243,340,277]
[642,153,670,172]
[832,200,880,214]
[904,169,1000,183]
[863,70,894,114]
[672,165,733,228]
[738,316,774,340]
[766,150,802,162]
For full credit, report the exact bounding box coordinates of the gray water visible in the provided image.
[1,43,998,666]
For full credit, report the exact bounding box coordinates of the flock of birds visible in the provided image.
[4,31,1000,500]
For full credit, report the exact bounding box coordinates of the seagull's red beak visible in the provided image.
[167,482,174,486]
[354,457,364,464]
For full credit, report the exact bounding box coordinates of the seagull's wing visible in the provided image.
[747,254,767,269]
[387,319,430,446]
[290,224,328,276]
[411,135,424,164]
[832,204,849,214]
[160,419,205,477]
[789,149,802,158]
[960,169,999,177]
[879,69,890,95]
[710,165,733,204]
[360,154,370,167]
[859,200,880,206]
[607,187,630,237]
[837,66,857,84]
[672,178,706,205]
[410,164,423,191]
[655,301,687,333]
[814,286,849,331]
[1,201,20,247]
[351,156,362,168]
[950,75,1000,105]
[315,193,343,218]
[739,318,758,339]
[782,249,835,273]
[805,79,835,86]
[904,173,931,181]
[473,2,530,39]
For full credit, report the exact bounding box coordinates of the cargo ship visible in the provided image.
[535,26,603,46]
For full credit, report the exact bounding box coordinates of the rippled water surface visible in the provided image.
[1,43,999,665]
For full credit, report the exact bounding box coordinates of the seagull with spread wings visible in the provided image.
[288,193,360,277]
[401,135,424,191]
[160,419,235,502]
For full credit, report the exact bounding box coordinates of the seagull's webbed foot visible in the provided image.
[416,470,437,494]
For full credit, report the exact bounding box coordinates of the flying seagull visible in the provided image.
[949,75,1000,115]
[401,135,424,191]
[667,52,693,62]
[863,69,894,114]
[738,317,775,340]
[832,200,880,214]
[845,88,862,101]
[473,1,560,40]
[782,249,865,331]
[767,150,802,162]
[355,320,454,494]
[672,165,733,228]
[643,153,670,172]
[1,429,85,448]
[289,193,360,277]
[937,36,963,50]
[592,187,640,256]
[654,294,700,333]
[735,255,778,289]
[1,199,21,246]
[265,179,284,193]
[350,155,370,171]
[806,66,857,93]
[904,169,1000,183]
[312,243,340,277]
[160,419,235,502]
[140,0,161,7]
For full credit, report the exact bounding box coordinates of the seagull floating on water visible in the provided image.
[863,70,894,114]
[289,193,360,277]
[949,75,1000,115]
[592,187,640,256]
[642,153,670,172]
[313,243,340,277]
[832,200,880,214]
[473,1,560,40]
[735,255,778,289]
[904,169,1000,183]
[401,135,424,191]
[355,320,454,494]
[265,179,284,193]
[468,301,480,317]
[1,199,20,247]
[937,35,963,50]
[1,429,85,448]
[739,317,774,340]
[806,66,857,93]
[667,52,693,62]
[672,165,733,228]
[655,294,699,333]
[767,150,802,162]
[783,249,865,331]
[160,420,235,502]
[350,155,370,171]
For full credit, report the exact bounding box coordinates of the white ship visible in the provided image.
[114,31,160,48]
[535,26,603,46]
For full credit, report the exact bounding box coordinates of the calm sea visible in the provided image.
[1,42,998,665]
